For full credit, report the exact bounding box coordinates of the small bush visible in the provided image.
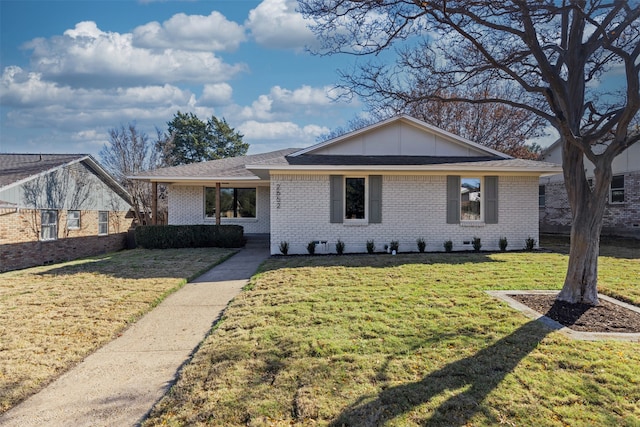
[525,237,537,251]
[472,236,482,252]
[279,241,289,255]
[389,240,399,253]
[134,225,244,249]
[499,236,508,252]
[335,239,345,255]
[307,241,317,255]
[366,240,376,254]
[444,240,453,252]
[417,238,426,253]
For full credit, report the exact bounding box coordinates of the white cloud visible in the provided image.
[200,83,233,106]
[132,11,246,52]
[239,119,328,141]
[246,0,318,50]
[230,84,351,121]
[24,21,247,88]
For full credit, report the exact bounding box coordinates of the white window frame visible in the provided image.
[610,175,625,204]
[344,176,368,224]
[67,210,81,230]
[98,211,109,235]
[41,210,58,241]
[460,177,483,222]
[538,185,546,208]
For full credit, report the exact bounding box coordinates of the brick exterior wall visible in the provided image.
[0,209,131,272]
[540,171,640,238]
[270,174,540,255]
[168,185,270,234]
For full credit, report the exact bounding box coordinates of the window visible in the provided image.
[610,175,624,203]
[329,175,382,224]
[205,187,256,218]
[461,178,482,221]
[447,176,498,225]
[67,210,81,229]
[539,185,546,207]
[41,210,58,241]
[345,177,366,220]
[98,211,109,235]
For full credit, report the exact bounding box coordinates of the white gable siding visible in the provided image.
[310,121,490,157]
[168,185,270,234]
[541,141,640,182]
[270,173,539,255]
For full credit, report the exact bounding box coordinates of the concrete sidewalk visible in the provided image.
[0,238,270,427]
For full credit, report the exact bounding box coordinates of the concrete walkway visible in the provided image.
[0,238,270,427]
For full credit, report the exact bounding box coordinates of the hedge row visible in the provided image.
[134,225,245,249]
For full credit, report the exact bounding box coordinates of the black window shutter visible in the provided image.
[330,175,343,223]
[485,176,499,224]
[369,175,382,223]
[446,175,461,224]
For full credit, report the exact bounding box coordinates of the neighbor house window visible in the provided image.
[67,210,81,229]
[98,211,109,235]
[205,187,256,218]
[461,178,482,221]
[610,175,624,203]
[345,177,366,220]
[41,210,58,241]
[539,185,546,207]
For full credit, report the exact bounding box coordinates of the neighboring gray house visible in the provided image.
[0,154,132,271]
[539,141,640,238]
[134,115,562,254]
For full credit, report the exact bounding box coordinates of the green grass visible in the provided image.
[0,247,235,413]
[143,240,640,427]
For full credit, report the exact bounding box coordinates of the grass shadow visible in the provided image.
[329,320,551,426]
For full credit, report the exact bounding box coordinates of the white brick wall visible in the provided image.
[168,185,270,234]
[270,174,540,255]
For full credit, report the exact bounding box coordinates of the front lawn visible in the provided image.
[0,247,235,413]
[144,241,640,426]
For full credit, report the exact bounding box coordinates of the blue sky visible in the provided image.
[0,0,364,157]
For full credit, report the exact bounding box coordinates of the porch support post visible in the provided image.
[152,181,158,225]
[215,182,221,226]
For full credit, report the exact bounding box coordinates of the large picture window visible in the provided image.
[461,178,482,221]
[610,175,624,203]
[345,177,366,220]
[41,210,58,241]
[205,187,256,218]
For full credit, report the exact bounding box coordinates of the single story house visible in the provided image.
[134,115,562,255]
[539,140,640,238]
[0,154,133,271]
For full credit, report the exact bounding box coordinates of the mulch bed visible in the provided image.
[510,294,640,333]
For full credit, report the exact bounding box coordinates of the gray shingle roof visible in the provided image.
[0,154,86,188]
[135,148,300,179]
[285,155,504,166]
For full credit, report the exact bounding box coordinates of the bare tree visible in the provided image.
[100,124,161,225]
[300,0,640,305]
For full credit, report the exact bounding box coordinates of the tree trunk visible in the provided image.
[556,139,611,305]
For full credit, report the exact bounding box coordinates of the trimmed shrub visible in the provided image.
[525,237,537,251]
[390,240,399,253]
[307,241,317,255]
[366,240,376,254]
[444,240,453,252]
[134,225,244,249]
[335,239,345,255]
[499,237,508,252]
[472,236,482,252]
[279,241,289,255]
[417,238,426,253]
